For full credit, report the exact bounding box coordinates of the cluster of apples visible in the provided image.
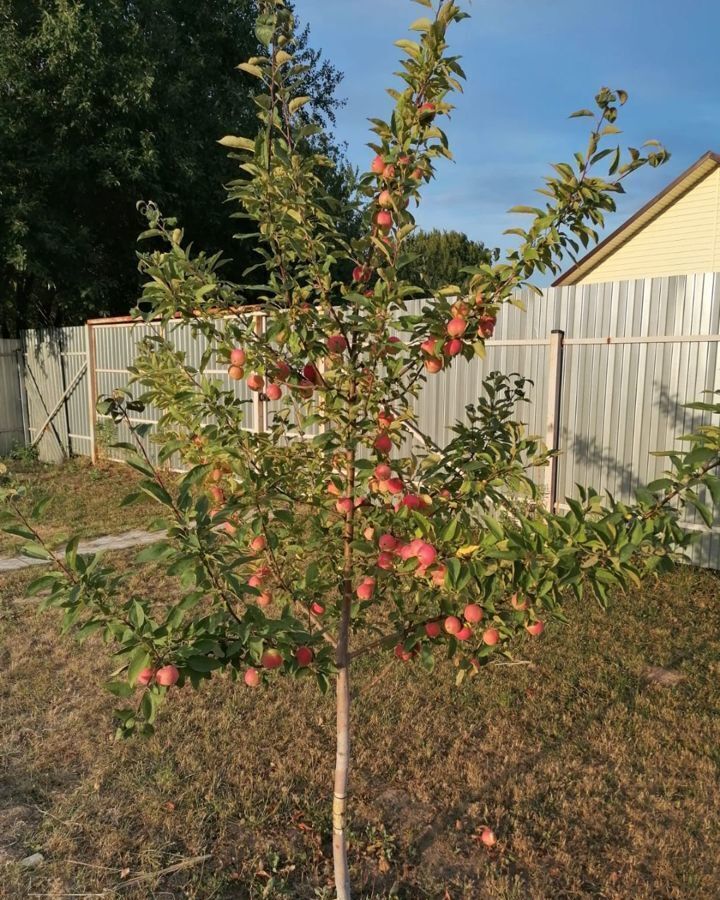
[369,149,425,233]
[420,295,498,374]
[366,529,444,582]
[243,644,315,687]
[228,347,328,402]
[136,664,180,687]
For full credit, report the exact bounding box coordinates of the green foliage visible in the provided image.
[0,0,348,335]
[402,229,498,292]
[1,0,716,773]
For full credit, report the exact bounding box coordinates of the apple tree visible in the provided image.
[4,1,720,897]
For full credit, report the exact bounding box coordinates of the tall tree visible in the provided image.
[0,0,348,335]
[402,228,497,291]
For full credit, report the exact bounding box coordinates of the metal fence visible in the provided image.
[4,273,720,565]
[0,339,27,456]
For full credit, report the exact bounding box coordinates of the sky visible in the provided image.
[297,0,720,276]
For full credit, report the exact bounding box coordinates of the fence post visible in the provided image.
[86,323,98,463]
[15,343,30,446]
[254,313,268,433]
[545,329,565,513]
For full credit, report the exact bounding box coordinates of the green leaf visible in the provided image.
[409,16,433,31]
[20,541,53,561]
[236,62,264,78]
[128,647,151,685]
[106,680,134,698]
[218,135,255,151]
[288,96,311,115]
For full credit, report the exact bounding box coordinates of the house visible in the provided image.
[553,151,720,286]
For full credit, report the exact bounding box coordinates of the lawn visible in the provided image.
[0,456,161,556]
[1,464,720,898]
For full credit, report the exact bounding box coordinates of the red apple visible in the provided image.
[394,643,414,661]
[378,189,393,208]
[444,615,462,635]
[447,317,467,338]
[261,649,283,669]
[417,542,437,567]
[356,578,375,600]
[425,621,442,638]
[377,551,395,570]
[250,535,267,553]
[377,410,395,429]
[327,334,348,354]
[336,497,354,515]
[247,373,265,392]
[244,667,261,687]
[228,365,244,381]
[352,264,371,283]
[375,463,392,481]
[444,338,463,356]
[371,154,385,174]
[295,646,314,667]
[482,627,500,646]
[526,621,545,637]
[257,591,272,608]
[209,485,225,504]
[156,665,180,687]
[230,348,246,366]
[384,477,403,495]
[456,625,473,641]
[402,493,424,510]
[136,667,155,686]
[265,383,282,401]
[478,315,496,338]
[464,603,483,624]
[424,357,443,373]
[378,533,398,552]
[511,592,528,611]
[375,209,393,230]
[374,433,392,454]
[310,601,325,616]
[480,827,497,847]
[303,363,320,384]
[430,564,447,587]
[451,301,470,318]
[382,163,396,180]
[421,337,439,356]
[418,101,436,120]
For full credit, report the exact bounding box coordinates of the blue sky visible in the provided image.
[297,0,720,271]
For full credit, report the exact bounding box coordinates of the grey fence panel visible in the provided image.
[10,273,720,566]
[0,339,27,455]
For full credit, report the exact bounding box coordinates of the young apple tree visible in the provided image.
[4,1,720,897]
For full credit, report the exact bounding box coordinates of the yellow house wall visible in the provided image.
[579,168,720,283]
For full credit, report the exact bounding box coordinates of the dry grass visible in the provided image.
[1,549,720,899]
[0,457,161,555]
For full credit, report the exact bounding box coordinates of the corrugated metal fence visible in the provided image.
[5,273,720,565]
[0,339,27,455]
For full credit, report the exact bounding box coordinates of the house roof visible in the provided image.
[552,151,720,287]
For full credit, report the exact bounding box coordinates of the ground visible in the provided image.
[0,456,160,556]
[1,459,719,898]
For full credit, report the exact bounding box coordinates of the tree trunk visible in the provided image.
[333,660,351,899]
[333,445,355,899]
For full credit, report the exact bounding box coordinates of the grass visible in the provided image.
[1,461,720,898]
[1,558,720,898]
[0,456,161,555]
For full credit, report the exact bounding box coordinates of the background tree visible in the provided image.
[403,227,498,291]
[0,0,349,336]
[4,2,720,899]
